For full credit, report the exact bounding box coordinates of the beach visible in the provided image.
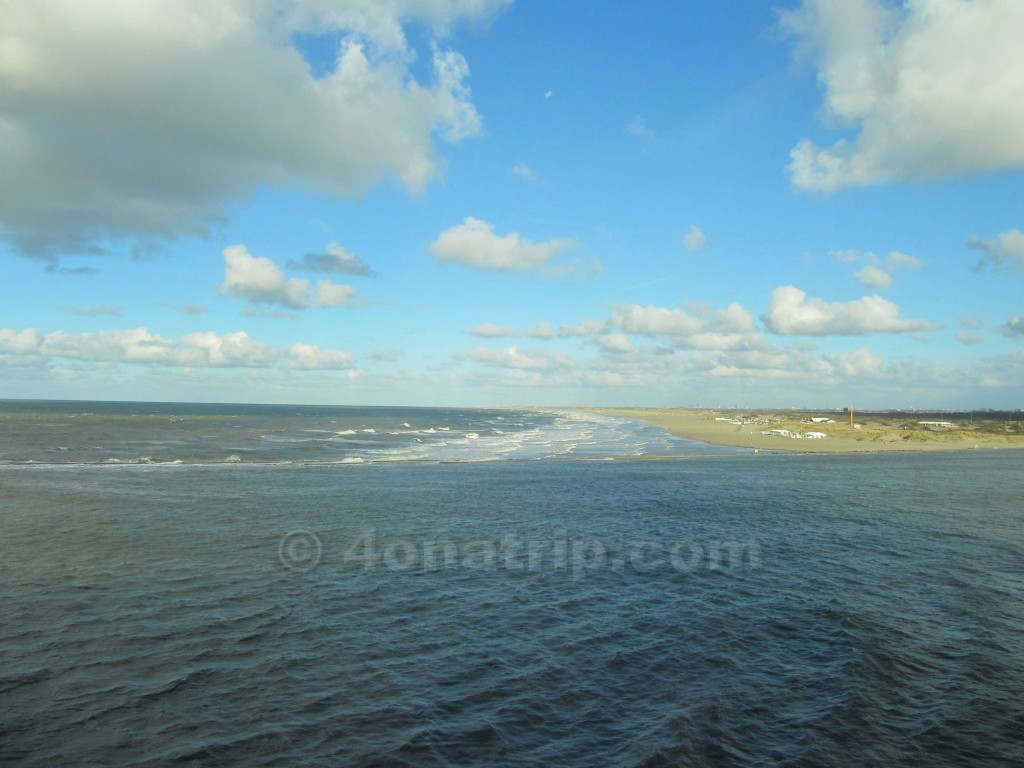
[595,408,1024,454]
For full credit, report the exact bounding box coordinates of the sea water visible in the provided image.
[1,401,1022,766]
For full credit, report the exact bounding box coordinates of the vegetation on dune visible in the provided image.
[704,411,1024,447]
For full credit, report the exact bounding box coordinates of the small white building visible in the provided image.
[919,421,956,429]
[805,431,828,439]
[762,429,791,437]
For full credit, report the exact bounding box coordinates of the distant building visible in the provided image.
[805,432,828,439]
[919,421,956,429]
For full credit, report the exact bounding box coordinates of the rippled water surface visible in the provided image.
[2,402,1022,766]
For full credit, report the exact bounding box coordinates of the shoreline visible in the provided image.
[589,408,1024,455]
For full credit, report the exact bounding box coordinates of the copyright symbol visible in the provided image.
[279,529,322,572]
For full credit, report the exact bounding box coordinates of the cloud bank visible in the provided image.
[0,326,356,370]
[762,285,931,335]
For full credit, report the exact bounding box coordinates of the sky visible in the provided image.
[1,0,1023,409]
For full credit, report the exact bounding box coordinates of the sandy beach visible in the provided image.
[594,408,1024,454]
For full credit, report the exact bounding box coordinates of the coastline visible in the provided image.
[590,408,1024,455]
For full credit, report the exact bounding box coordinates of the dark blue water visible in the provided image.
[1,403,1022,766]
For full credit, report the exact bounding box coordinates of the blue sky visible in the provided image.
[1,0,1022,408]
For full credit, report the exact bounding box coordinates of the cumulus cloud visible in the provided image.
[969,228,1024,272]
[221,245,356,309]
[854,265,892,290]
[843,249,921,289]
[0,0,507,259]
[595,333,633,353]
[287,242,376,276]
[611,302,756,344]
[682,225,708,252]
[782,0,1024,192]
[612,305,703,336]
[283,342,356,370]
[824,347,882,377]
[762,285,931,335]
[524,321,555,340]
[0,328,43,355]
[430,217,576,271]
[559,319,607,337]
[0,325,356,369]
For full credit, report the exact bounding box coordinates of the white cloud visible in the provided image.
[612,305,703,336]
[287,242,376,276]
[33,327,274,367]
[595,333,633,353]
[468,322,516,338]
[969,228,1024,271]
[559,319,607,337]
[524,320,555,340]
[956,332,983,345]
[783,0,1024,192]
[283,342,356,370]
[0,328,43,355]
[824,347,882,376]
[611,302,755,341]
[887,251,921,270]
[176,330,276,367]
[845,250,921,289]
[682,225,708,252]
[762,285,931,335]
[221,244,356,309]
[0,325,357,369]
[430,217,575,271]
[0,0,507,258]
[853,265,891,290]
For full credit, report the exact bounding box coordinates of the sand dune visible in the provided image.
[593,409,1023,454]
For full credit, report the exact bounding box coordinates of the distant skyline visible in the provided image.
[1,0,1022,408]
